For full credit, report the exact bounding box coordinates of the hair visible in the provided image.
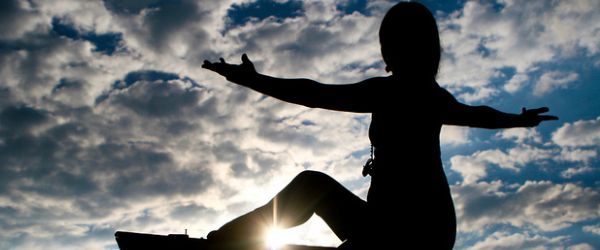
[379,2,441,78]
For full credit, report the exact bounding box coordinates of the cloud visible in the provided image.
[458,87,499,103]
[227,0,304,29]
[140,1,202,51]
[50,78,94,107]
[451,134,597,183]
[437,0,600,101]
[0,3,132,108]
[450,146,555,183]
[453,181,600,232]
[533,70,579,96]
[465,231,596,250]
[0,66,222,249]
[101,0,229,64]
[450,154,489,184]
[0,0,38,39]
[441,125,471,146]
[302,1,338,22]
[568,244,596,250]
[495,127,542,144]
[51,17,124,55]
[0,105,50,135]
[98,74,207,118]
[0,105,215,200]
[561,166,595,179]
[169,202,217,222]
[503,72,529,93]
[0,87,16,110]
[102,0,161,15]
[0,0,598,249]
[583,224,600,235]
[552,116,600,147]
[220,2,384,82]
[558,148,597,163]
[0,33,82,102]
[466,231,566,250]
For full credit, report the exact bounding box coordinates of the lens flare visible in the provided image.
[265,227,286,250]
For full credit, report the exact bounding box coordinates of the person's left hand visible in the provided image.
[520,107,559,127]
[202,54,256,83]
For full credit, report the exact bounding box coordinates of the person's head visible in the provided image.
[379,2,441,79]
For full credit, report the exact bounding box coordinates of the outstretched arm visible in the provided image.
[203,54,374,113]
[441,90,558,128]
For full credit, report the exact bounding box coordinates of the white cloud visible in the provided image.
[0,0,39,39]
[441,125,471,146]
[451,146,555,183]
[466,232,596,250]
[558,148,597,163]
[561,166,595,179]
[503,72,529,93]
[466,231,566,250]
[496,127,542,144]
[450,154,489,184]
[437,0,600,101]
[458,87,499,103]
[553,117,600,147]
[534,71,579,96]
[303,1,338,22]
[453,181,600,232]
[568,243,596,250]
[583,224,600,235]
[220,7,384,82]
[36,0,116,32]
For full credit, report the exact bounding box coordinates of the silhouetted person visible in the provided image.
[202,2,557,250]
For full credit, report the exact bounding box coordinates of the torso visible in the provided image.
[365,76,456,242]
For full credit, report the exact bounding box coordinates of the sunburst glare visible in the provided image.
[265,226,293,250]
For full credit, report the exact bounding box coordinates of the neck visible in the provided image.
[390,73,437,86]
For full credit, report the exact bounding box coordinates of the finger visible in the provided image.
[202,60,211,68]
[522,107,527,114]
[220,57,226,64]
[527,107,550,114]
[539,115,559,121]
[242,53,251,64]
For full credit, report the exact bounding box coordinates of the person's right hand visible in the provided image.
[520,107,559,127]
[202,54,256,83]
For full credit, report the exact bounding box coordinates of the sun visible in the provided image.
[265,227,290,250]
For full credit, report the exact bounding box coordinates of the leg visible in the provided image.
[208,171,367,245]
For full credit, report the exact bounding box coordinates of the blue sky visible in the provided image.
[0,0,599,249]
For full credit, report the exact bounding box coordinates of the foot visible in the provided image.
[205,229,265,250]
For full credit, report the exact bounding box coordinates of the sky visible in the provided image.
[0,0,599,249]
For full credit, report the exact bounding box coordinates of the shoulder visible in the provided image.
[357,76,390,85]
[346,76,390,94]
[435,85,457,100]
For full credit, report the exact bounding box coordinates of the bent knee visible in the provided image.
[294,170,334,186]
